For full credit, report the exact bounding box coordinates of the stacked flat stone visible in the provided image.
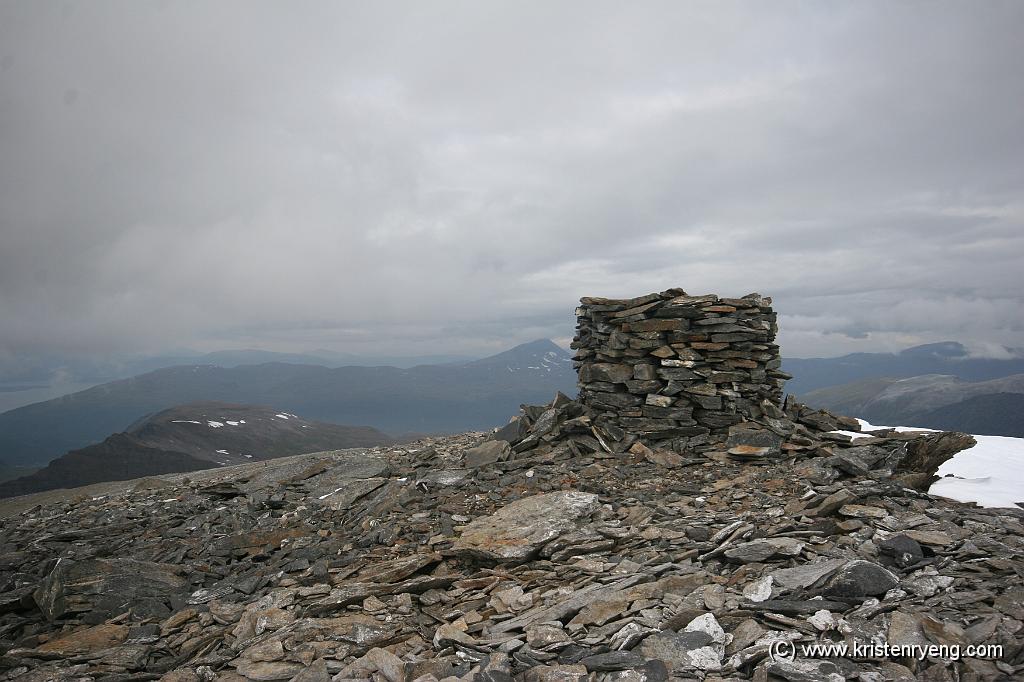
[571,288,790,443]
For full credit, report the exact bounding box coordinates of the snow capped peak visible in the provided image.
[466,339,572,375]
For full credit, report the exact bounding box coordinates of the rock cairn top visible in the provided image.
[572,289,789,451]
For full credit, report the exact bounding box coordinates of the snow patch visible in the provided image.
[225,420,241,426]
[857,418,939,434]
[171,420,202,425]
[318,486,349,500]
[216,449,229,455]
[932,435,1024,509]
[207,421,224,428]
[275,414,290,420]
[831,419,1024,509]
[832,430,873,441]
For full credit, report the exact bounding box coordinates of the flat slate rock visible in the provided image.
[452,490,601,562]
[33,558,188,621]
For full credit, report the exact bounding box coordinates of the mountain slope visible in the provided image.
[783,342,1024,395]
[915,393,1024,438]
[794,377,899,417]
[0,435,216,498]
[804,374,1024,436]
[0,402,394,498]
[0,340,576,466]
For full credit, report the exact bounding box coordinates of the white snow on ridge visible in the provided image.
[856,418,939,434]
[275,414,290,420]
[207,421,224,428]
[171,420,202,425]
[829,419,1024,509]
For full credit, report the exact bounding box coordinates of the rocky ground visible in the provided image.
[1,396,1022,682]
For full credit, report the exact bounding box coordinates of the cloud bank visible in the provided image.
[1,1,1022,366]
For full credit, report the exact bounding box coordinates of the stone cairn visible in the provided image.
[571,288,791,451]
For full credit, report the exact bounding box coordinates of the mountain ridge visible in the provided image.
[783,341,1024,395]
[0,340,576,466]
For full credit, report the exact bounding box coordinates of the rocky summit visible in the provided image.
[1,291,1023,682]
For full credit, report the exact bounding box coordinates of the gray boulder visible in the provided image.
[823,560,900,599]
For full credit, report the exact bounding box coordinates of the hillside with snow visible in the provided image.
[0,402,395,498]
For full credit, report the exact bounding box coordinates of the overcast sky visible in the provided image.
[1,1,1022,373]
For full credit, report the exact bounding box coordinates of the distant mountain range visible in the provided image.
[803,374,1024,437]
[0,339,575,467]
[0,402,395,498]
[4,338,1021,468]
[129,348,478,373]
[0,348,477,385]
[783,342,1024,396]
[0,349,479,414]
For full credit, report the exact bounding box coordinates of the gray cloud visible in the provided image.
[1,1,1022,367]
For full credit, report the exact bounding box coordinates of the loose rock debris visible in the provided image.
[0,394,1022,682]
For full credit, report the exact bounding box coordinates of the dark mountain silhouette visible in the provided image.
[0,402,395,498]
[0,340,575,466]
